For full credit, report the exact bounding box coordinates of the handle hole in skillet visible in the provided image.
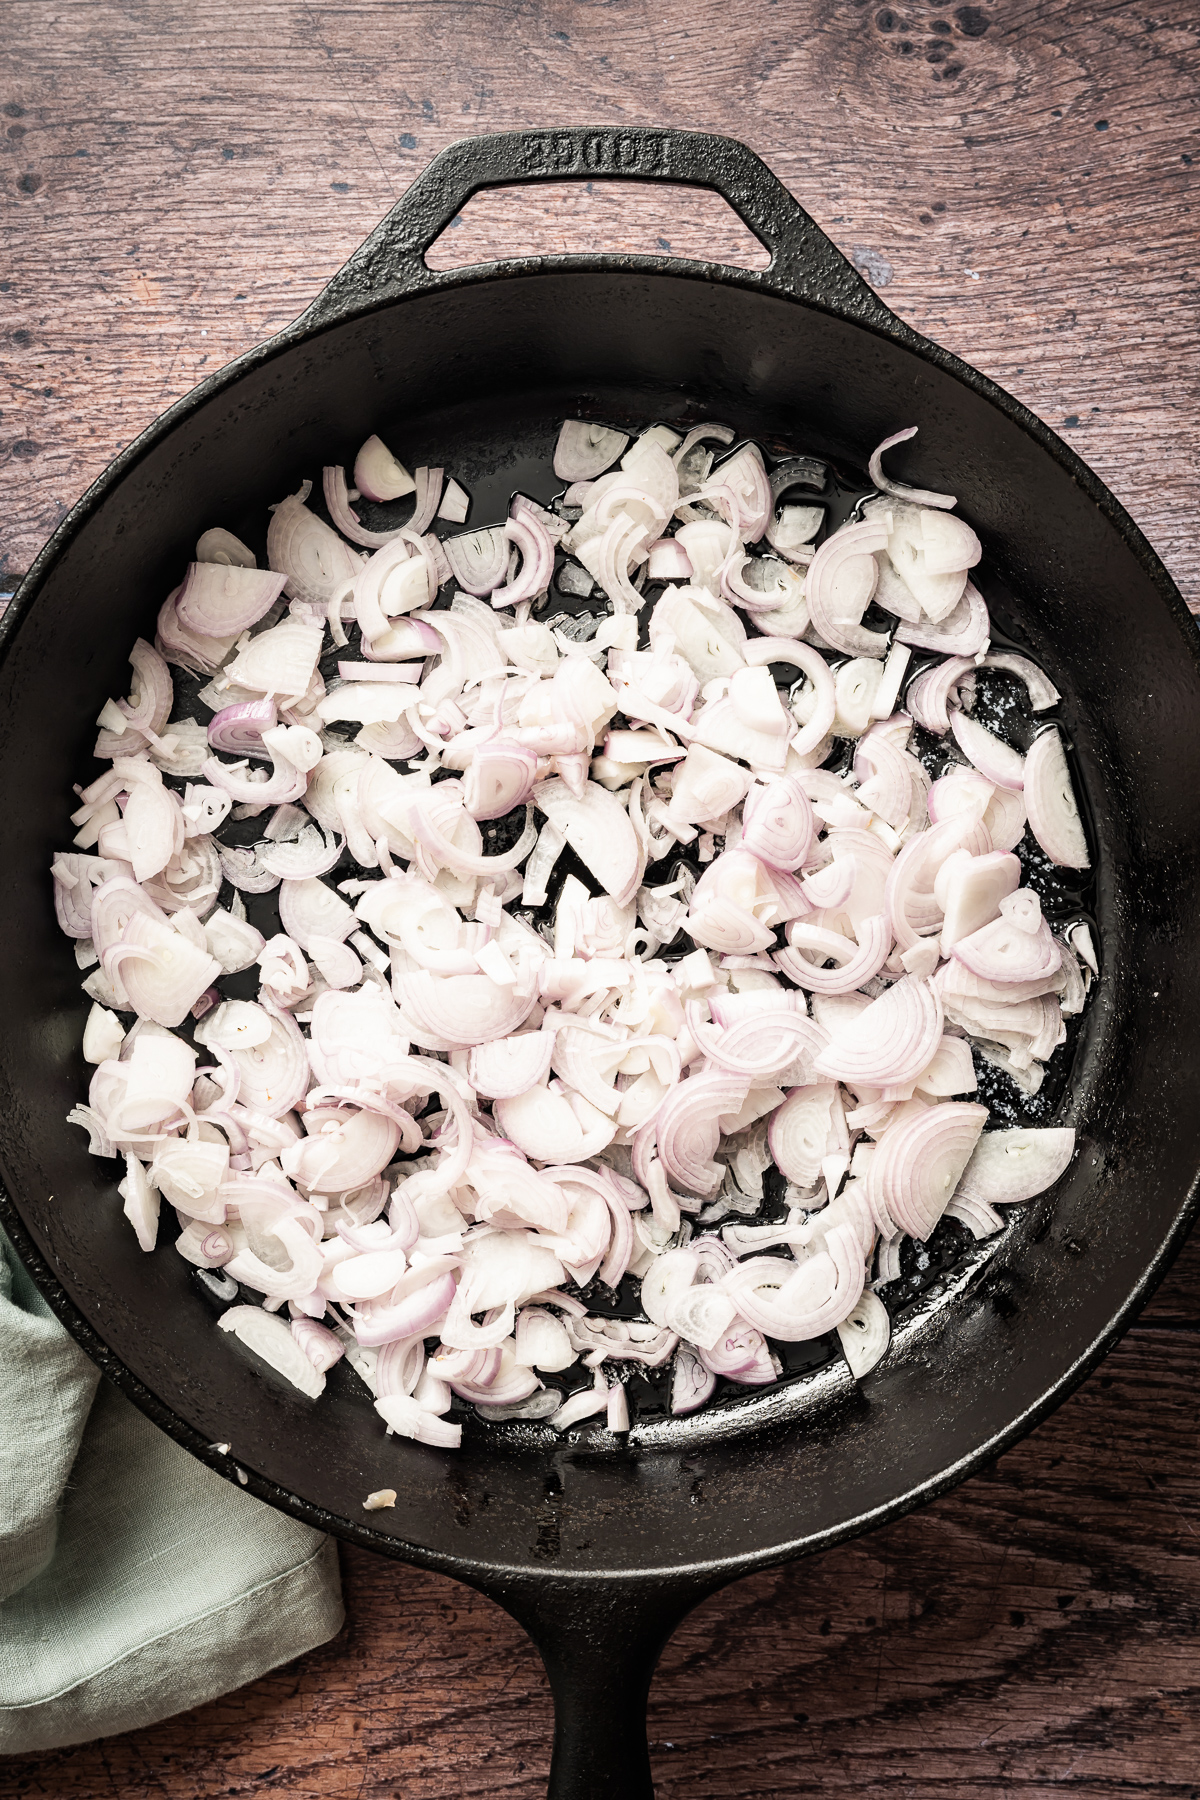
[423,179,772,271]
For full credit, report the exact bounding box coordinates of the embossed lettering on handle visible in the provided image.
[520,130,669,179]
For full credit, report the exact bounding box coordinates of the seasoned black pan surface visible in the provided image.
[3,129,1198,1798]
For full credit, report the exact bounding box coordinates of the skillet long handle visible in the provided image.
[297,125,909,335]
[487,1572,712,1800]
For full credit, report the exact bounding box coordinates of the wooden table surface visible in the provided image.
[2,1,1199,1794]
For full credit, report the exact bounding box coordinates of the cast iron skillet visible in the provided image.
[2,127,1200,1798]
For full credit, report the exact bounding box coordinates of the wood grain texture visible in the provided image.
[2,1,1200,1794]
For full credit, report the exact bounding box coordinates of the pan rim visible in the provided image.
[3,254,1198,1583]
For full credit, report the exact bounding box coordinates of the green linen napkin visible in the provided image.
[0,1227,345,1754]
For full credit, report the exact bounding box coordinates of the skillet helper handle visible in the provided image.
[299,125,904,333]
[491,1573,707,1800]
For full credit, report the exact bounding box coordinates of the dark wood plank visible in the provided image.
[2,0,1199,1793]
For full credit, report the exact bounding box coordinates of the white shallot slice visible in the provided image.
[352,538,433,643]
[664,744,751,836]
[469,1031,554,1099]
[722,1223,864,1340]
[406,467,444,536]
[548,1380,611,1433]
[777,915,892,995]
[532,778,643,908]
[267,485,362,609]
[952,891,1062,983]
[203,737,310,808]
[868,427,956,510]
[936,849,1021,951]
[375,1393,463,1449]
[914,1034,977,1097]
[944,1193,1005,1238]
[671,1344,716,1414]
[814,975,944,1089]
[278,876,356,950]
[397,967,538,1049]
[354,434,416,501]
[227,1002,310,1115]
[649,587,746,683]
[151,1138,229,1221]
[219,1305,326,1398]
[767,1083,846,1186]
[156,584,241,676]
[93,640,175,759]
[82,1003,125,1064]
[225,618,325,700]
[554,420,630,482]
[804,517,891,658]
[672,422,735,469]
[653,1069,752,1195]
[490,501,555,609]
[673,518,734,595]
[306,984,410,1087]
[1023,727,1090,869]
[53,855,125,940]
[438,479,470,524]
[258,825,344,880]
[906,655,975,736]
[853,721,917,829]
[955,1126,1076,1205]
[867,1100,989,1240]
[981,651,1060,711]
[745,637,837,756]
[121,775,184,883]
[867,501,970,622]
[708,443,771,540]
[443,526,510,596]
[118,1155,160,1252]
[293,1318,345,1375]
[494,1083,616,1163]
[323,464,410,549]
[308,932,362,989]
[176,563,287,636]
[196,527,256,567]
[919,508,982,577]
[836,1289,891,1378]
[514,1307,575,1372]
[104,913,222,1028]
[646,537,694,581]
[950,709,1025,792]
[895,580,990,659]
[336,660,423,683]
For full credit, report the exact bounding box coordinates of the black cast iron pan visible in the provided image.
[2,128,1200,1797]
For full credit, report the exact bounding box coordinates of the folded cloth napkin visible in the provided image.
[0,1226,345,1754]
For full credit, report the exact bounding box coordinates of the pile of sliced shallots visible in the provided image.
[52,418,1092,1450]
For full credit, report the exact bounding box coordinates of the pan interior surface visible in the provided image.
[3,267,1199,1580]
